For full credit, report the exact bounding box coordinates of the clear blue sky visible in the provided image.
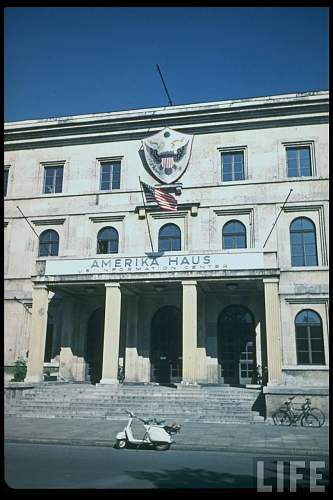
[4,7,329,122]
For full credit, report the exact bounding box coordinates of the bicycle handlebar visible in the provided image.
[123,410,173,427]
[124,409,135,417]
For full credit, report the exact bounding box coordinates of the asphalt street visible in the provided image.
[4,442,329,490]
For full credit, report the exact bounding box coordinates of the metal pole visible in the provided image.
[16,205,52,256]
[156,64,173,106]
[16,205,40,239]
[139,177,155,253]
[263,189,293,249]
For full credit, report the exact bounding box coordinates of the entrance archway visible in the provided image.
[218,305,256,385]
[150,306,182,384]
[86,307,104,384]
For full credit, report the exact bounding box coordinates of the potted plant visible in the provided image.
[11,357,27,382]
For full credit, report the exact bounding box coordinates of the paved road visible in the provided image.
[5,443,329,490]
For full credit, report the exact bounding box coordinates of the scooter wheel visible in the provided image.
[115,439,127,449]
[154,443,170,451]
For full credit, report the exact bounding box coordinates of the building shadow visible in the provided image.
[125,466,255,489]
[251,391,266,419]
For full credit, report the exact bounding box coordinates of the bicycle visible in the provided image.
[272,397,325,427]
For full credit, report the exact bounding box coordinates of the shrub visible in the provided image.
[11,358,27,382]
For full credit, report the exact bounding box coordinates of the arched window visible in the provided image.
[97,227,119,254]
[295,310,325,365]
[158,224,181,251]
[290,217,318,266]
[39,229,59,256]
[222,220,246,249]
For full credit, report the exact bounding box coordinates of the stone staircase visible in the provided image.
[5,383,265,424]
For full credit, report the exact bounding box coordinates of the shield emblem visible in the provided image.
[142,127,193,184]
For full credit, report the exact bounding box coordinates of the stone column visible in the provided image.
[100,283,122,384]
[263,278,283,385]
[182,280,198,384]
[25,285,49,383]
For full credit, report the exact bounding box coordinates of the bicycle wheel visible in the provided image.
[309,408,325,427]
[301,413,320,428]
[273,410,292,426]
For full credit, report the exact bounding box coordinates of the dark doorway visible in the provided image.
[86,307,104,384]
[218,305,255,385]
[44,314,54,362]
[151,306,182,384]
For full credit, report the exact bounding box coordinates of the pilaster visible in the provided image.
[100,283,122,384]
[263,278,283,385]
[182,280,199,384]
[25,285,49,383]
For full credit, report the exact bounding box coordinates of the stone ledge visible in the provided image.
[263,386,328,395]
[5,382,35,390]
[282,365,328,371]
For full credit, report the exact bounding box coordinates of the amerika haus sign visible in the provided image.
[44,252,266,276]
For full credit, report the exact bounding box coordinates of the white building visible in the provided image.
[4,91,329,416]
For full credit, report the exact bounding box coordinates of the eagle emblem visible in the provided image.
[142,127,193,184]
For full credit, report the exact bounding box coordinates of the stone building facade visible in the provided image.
[4,91,329,415]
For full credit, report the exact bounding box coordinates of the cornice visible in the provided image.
[5,92,328,129]
[89,215,126,223]
[284,297,329,304]
[31,218,66,226]
[4,95,328,151]
[214,207,253,216]
[282,204,323,212]
[150,212,188,220]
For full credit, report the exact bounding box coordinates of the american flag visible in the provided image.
[141,181,177,212]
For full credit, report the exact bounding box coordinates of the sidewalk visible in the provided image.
[5,416,328,456]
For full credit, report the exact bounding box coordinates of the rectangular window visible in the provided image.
[100,161,121,190]
[296,324,325,365]
[221,151,245,181]
[286,146,312,177]
[43,165,64,194]
[4,169,9,196]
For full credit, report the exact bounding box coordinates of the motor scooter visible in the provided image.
[115,410,181,451]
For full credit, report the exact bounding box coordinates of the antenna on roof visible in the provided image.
[156,64,173,106]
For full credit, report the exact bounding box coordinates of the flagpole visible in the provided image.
[156,64,173,106]
[16,205,40,239]
[17,205,51,256]
[139,177,155,253]
[262,188,293,249]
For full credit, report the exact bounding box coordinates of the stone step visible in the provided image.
[9,413,256,422]
[8,401,256,412]
[5,384,264,424]
[20,400,258,408]
[14,409,256,419]
[17,398,254,408]
[22,384,260,393]
[9,405,256,417]
[11,400,259,409]
[20,393,259,401]
[18,400,258,408]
